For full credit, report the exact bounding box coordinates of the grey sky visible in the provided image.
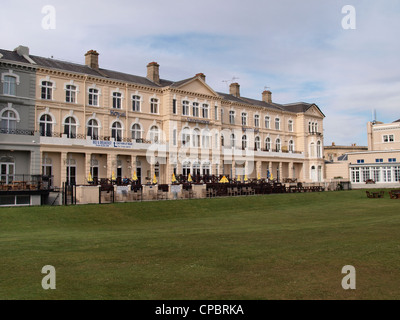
[2,0,399,146]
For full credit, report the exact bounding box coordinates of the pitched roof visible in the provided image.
[283,102,326,117]
[0,49,34,64]
[394,119,400,123]
[1,47,323,115]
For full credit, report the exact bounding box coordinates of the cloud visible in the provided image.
[2,0,400,146]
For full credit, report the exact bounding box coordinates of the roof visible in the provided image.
[1,47,323,115]
[0,49,35,64]
[394,119,400,123]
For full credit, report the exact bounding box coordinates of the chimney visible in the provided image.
[196,73,206,82]
[85,50,99,69]
[14,45,36,64]
[230,82,240,97]
[147,62,160,84]
[262,90,272,103]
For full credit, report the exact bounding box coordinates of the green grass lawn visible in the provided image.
[0,189,399,300]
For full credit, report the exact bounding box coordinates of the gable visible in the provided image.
[174,78,219,97]
[304,104,325,118]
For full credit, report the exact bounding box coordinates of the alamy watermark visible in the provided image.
[341,265,356,290]
[41,5,56,30]
[41,265,56,290]
[342,5,356,30]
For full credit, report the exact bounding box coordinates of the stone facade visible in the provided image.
[1,46,326,195]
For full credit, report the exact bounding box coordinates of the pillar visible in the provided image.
[85,153,92,183]
[256,160,262,179]
[60,152,67,184]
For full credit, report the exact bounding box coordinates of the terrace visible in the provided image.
[0,174,54,192]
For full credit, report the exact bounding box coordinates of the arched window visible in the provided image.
[202,129,210,148]
[1,110,17,132]
[87,119,99,140]
[39,114,53,137]
[230,134,236,148]
[192,128,200,147]
[288,120,293,132]
[317,141,322,158]
[193,161,201,176]
[289,140,295,152]
[242,135,247,150]
[183,161,191,176]
[149,125,159,143]
[131,123,142,141]
[111,121,123,142]
[311,166,317,182]
[181,127,191,146]
[64,116,77,139]
[255,136,261,150]
[310,142,316,157]
[275,138,281,152]
[265,137,271,151]
[202,162,211,176]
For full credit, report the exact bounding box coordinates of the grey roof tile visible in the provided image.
[1,47,323,115]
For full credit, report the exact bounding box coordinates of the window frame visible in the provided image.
[275,117,280,130]
[229,110,235,125]
[131,123,143,141]
[65,84,77,104]
[132,95,141,112]
[112,92,122,109]
[182,100,190,116]
[150,98,159,114]
[88,88,100,106]
[265,116,271,129]
[111,121,123,142]
[41,81,54,100]
[87,118,100,140]
[2,75,17,96]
